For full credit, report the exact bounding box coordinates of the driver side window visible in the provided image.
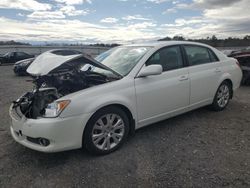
[16,52,26,57]
[8,52,15,58]
[146,46,184,72]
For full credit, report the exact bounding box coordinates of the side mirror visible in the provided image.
[137,64,163,77]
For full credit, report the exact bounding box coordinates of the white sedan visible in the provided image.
[9,42,242,155]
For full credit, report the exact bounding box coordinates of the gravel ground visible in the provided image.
[0,65,250,188]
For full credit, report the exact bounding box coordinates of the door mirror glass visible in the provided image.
[137,64,163,77]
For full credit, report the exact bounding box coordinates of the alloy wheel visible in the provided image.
[92,114,125,151]
[217,84,230,108]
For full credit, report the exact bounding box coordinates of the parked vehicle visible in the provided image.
[229,47,250,57]
[13,49,81,76]
[0,52,34,65]
[9,41,242,155]
[229,48,250,85]
[13,58,35,76]
[221,50,234,56]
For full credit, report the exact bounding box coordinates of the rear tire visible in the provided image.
[83,106,129,155]
[210,81,231,111]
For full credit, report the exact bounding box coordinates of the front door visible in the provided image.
[135,45,190,127]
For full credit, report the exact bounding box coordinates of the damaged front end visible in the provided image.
[12,87,59,119]
[11,50,121,119]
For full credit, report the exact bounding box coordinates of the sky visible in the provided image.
[0,0,249,44]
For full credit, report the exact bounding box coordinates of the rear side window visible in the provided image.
[146,46,184,71]
[184,46,214,66]
[16,52,27,57]
[208,49,219,62]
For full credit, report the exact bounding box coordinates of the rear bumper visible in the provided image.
[9,105,92,153]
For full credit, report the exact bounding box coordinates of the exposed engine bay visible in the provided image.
[33,64,111,96]
[12,50,121,119]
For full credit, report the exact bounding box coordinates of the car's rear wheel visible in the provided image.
[83,106,129,155]
[211,81,231,111]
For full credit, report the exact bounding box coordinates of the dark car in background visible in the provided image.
[13,58,35,75]
[0,52,34,65]
[13,49,82,76]
[229,47,250,85]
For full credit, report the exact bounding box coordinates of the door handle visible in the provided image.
[179,75,189,81]
[215,68,222,73]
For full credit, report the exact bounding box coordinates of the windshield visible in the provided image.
[94,46,151,76]
[4,52,11,57]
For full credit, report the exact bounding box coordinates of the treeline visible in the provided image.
[0,40,120,47]
[1,36,250,47]
[0,40,31,46]
[41,43,120,47]
[158,35,250,47]
[89,43,120,47]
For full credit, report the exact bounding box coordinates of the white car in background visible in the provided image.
[9,41,242,155]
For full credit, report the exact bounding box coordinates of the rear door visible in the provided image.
[183,45,222,106]
[135,45,190,127]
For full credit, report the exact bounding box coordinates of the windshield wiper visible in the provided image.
[111,71,123,79]
[99,64,123,78]
[80,54,123,78]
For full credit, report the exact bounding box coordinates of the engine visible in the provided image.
[14,68,112,119]
[13,88,59,119]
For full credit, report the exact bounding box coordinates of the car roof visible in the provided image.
[124,41,212,48]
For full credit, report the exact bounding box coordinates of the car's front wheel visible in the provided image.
[83,106,129,155]
[211,81,231,111]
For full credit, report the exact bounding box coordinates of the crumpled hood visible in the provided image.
[27,50,117,76]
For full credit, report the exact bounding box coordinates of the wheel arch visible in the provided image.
[98,104,136,135]
[82,103,136,147]
[216,72,234,99]
[219,78,233,99]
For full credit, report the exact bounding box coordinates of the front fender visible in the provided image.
[61,94,137,125]
[85,95,137,120]
[59,79,137,124]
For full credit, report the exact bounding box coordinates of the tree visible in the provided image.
[158,36,172,41]
[173,35,185,41]
[211,35,217,41]
[244,35,250,40]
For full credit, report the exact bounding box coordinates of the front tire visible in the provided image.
[83,106,129,155]
[211,81,231,111]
